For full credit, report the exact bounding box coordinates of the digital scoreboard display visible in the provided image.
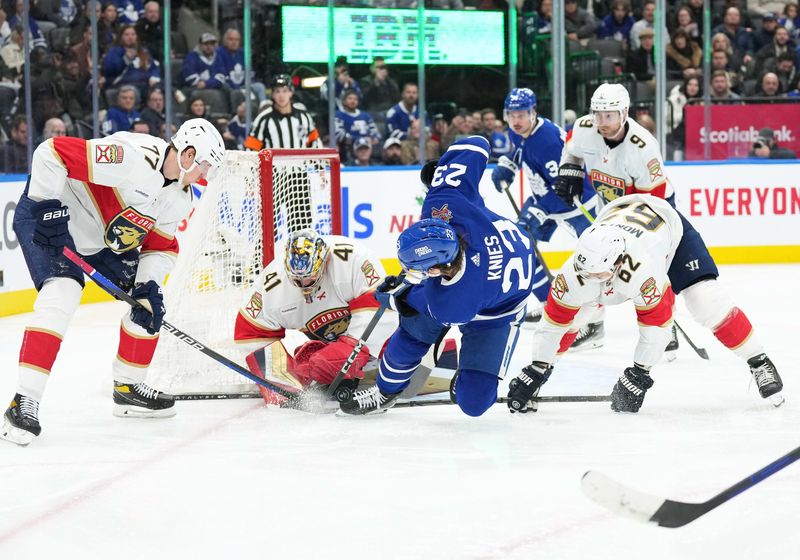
[282,7,505,66]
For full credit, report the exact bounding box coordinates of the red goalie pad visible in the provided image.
[294,335,370,385]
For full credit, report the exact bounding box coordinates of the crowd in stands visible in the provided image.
[3,0,800,171]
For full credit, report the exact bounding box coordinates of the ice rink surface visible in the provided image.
[1,264,798,559]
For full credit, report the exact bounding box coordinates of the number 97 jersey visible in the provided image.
[563,116,674,202]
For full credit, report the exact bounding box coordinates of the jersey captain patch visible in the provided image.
[105,207,155,252]
[306,307,352,341]
[590,169,626,201]
[95,144,124,164]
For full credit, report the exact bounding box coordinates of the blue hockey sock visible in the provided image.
[454,369,499,417]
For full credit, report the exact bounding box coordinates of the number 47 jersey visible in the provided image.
[533,194,684,366]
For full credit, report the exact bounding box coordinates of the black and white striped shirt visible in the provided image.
[244,104,322,150]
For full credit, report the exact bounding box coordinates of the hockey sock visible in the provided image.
[556,330,580,355]
[712,307,763,360]
[112,315,160,384]
[454,369,498,417]
[17,278,82,401]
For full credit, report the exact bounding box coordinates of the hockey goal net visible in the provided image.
[147,149,341,397]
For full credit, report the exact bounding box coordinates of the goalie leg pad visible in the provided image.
[305,335,371,385]
[454,369,498,417]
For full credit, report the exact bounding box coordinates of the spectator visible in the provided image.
[779,3,800,40]
[224,101,247,149]
[216,28,268,104]
[381,136,403,165]
[1,114,28,173]
[630,0,659,50]
[596,0,634,47]
[182,94,209,123]
[320,57,362,104]
[750,2,790,20]
[749,126,797,158]
[673,5,700,41]
[666,29,702,79]
[30,50,72,131]
[755,26,796,72]
[349,137,377,167]
[114,0,144,25]
[101,84,140,133]
[182,32,225,91]
[70,24,96,80]
[667,75,702,133]
[711,32,744,74]
[399,117,440,165]
[98,2,119,52]
[134,1,163,62]
[0,24,23,75]
[41,118,67,141]
[636,112,656,135]
[536,0,553,33]
[489,123,511,160]
[8,0,48,51]
[130,118,150,133]
[245,74,322,150]
[753,71,784,100]
[627,27,656,81]
[139,86,165,135]
[334,88,381,154]
[385,82,427,140]
[564,0,598,41]
[774,51,800,92]
[711,6,754,67]
[102,24,160,98]
[441,110,472,149]
[753,12,779,52]
[479,108,498,140]
[0,55,18,118]
[430,113,448,150]
[684,0,705,41]
[60,55,89,122]
[360,56,399,115]
[710,69,741,100]
[711,48,743,93]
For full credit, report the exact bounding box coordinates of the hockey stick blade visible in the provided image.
[582,443,800,528]
[674,321,709,360]
[394,395,610,408]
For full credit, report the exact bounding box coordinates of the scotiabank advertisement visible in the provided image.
[684,104,800,160]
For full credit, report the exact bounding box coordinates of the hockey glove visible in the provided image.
[375,275,417,317]
[507,361,552,413]
[491,156,518,192]
[130,280,165,335]
[31,199,73,256]
[610,364,654,413]
[517,198,557,242]
[553,163,585,206]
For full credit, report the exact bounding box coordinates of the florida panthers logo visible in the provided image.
[105,207,155,252]
[305,307,352,341]
[590,170,626,202]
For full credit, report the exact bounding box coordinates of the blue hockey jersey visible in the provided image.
[216,46,247,88]
[385,102,430,140]
[334,109,381,145]
[181,48,226,89]
[407,136,534,326]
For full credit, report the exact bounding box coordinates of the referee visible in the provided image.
[244,74,322,150]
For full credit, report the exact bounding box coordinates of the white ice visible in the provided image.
[1,264,798,559]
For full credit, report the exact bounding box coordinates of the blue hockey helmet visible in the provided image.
[503,88,537,121]
[397,219,460,273]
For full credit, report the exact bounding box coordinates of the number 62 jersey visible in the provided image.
[532,194,684,367]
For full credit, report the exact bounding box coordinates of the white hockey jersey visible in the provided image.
[563,116,673,203]
[29,133,192,285]
[532,194,683,368]
[234,236,395,349]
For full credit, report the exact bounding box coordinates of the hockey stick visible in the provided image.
[394,394,611,408]
[581,443,800,528]
[501,180,553,281]
[577,198,709,360]
[62,247,310,406]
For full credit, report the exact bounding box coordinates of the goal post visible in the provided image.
[146,148,341,397]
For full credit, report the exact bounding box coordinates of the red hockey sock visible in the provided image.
[117,324,159,368]
[713,308,753,350]
[19,328,63,374]
[557,331,580,354]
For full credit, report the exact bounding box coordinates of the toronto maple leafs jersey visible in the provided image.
[28,133,192,285]
[563,115,673,203]
[532,194,683,367]
[234,236,396,350]
[508,116,596,218]
[407,136,534,326]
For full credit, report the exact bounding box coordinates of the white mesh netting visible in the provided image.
[146,150,337,396]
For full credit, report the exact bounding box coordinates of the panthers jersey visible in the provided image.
[28,133,191,284]
[563,116,673,203]
[532,194,683,367]
[234,236,393,345]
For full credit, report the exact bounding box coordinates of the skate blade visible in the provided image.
[0,419,36,446]
[664,350,677,363]
[768,393,785,408]
[113,404,177,418]
[570,340,604,352]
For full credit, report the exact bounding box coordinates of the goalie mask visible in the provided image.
[573,225,626,283]
[285,230,330,300]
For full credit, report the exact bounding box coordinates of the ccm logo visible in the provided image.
[43,208,69,221]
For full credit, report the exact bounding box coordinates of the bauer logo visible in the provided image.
[414,245,432,256]
[105,207,155,253]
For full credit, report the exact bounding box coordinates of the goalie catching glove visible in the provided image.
[553,163,585,206]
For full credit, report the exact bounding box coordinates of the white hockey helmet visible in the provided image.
[172,118,226,176]
[573,225,626,282]
[590,83,630,120]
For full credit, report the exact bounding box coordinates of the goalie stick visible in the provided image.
[62,247,314,408]
[581,443,800,528]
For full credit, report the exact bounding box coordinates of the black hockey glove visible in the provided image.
[507,361,552,413]
[130,281,165,335]
[375,275,417,317]
[31,199,73,256]
[553,163,585,206]
[610,364,654,413]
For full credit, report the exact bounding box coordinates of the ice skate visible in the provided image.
[338,384,399,416]
[747,354,784,407]
[664,324,679,362]
[113,382,176,418]
[1,394,42,446]
[571,321,605,351]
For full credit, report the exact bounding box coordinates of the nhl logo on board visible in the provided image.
[95,144,124,164]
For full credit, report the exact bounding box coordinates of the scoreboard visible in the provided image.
[281,6,505,66]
